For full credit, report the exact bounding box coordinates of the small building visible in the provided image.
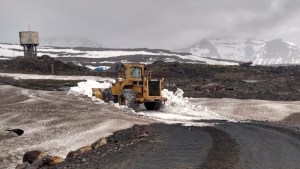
[19,31,39,60]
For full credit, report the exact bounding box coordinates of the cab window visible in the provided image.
[130,67,141,78]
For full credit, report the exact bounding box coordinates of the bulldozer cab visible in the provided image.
[130,67,141,78]
[116,63,145,80]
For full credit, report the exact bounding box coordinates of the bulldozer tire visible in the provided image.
[119,89,138,109]
[144,101,162,110]
[102,89,114,103]
[113,96,118,103]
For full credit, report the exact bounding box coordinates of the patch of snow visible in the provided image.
[68,80,111,97]
[0,48,23,57]
[67,81,232,126]
[38,47,84,54]
[190,98,300,125]
[140,88,234,126]
[0,73,114,82]
[284,40,297,47]
[178,55,238,65]
[0,44,24,50]
[0,44,238,66]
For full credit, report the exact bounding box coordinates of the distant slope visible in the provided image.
[0,43,237,66]
[181,39,300,65]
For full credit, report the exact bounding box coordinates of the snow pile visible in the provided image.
[67,80,232,126]
[67,80,133,111]
[0,73,114,81]
[161,89,209,116]
[68,80,111,97]
[140,88,232,126]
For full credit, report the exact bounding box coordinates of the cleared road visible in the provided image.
[0,85,299,169]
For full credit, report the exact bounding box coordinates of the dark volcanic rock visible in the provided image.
[147,62,300,101]
[6,129,24,136]
[23,150,47,164]
[0,56,95,75]
[0,57,299,101]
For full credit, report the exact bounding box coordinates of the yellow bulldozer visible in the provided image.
[92,63,167,110]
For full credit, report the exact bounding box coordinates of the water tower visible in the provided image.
[19,31,39,60]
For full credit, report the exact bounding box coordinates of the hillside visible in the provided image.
[181,38,300,65]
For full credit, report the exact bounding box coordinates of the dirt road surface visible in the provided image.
[1,84,300,169]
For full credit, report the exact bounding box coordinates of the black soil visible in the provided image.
[0,57,300,101]
[0,55,97,75]
[147,61,300,101]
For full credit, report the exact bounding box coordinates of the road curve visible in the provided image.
[56,122,300,169]
[1,85,300,169]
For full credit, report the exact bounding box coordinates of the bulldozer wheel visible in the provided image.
[113,95,118,103]
[102,89,114,102]
[119,89,138,109]
[144,101,162,110]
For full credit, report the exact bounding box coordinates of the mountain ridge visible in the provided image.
[181,38,300,65]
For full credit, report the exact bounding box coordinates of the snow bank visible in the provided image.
[68,80,111,97]
[161,88,208,116]
[67,80,231,126]
[0,73,114,81]
[140,88,233,126]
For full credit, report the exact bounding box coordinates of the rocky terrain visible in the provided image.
[0,56,95,75]
[147,61,300,101]
[0,56,300,169]
[1,56,299,101]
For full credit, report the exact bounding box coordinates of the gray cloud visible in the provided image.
[1,0,300,49]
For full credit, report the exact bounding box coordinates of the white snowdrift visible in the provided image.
[68,80,111,97]
[67,80,132,111]
[139,89,232,126]
[0,73,114,81]
[68,80,230,126]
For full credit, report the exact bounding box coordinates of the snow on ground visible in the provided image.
[0,85,152,169]
[0,44,238,66]
[138,89,233,126]
[179,54,238,65]
[68,80,300,127]
[190,98,300,127]
[68,80,231,126]
[0,73,114,82]
[0,44,177,58]
[0,47,23,57]
[68,80,111,97]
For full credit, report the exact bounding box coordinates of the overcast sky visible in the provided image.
[1,0,300,49]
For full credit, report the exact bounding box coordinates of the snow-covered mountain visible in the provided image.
[182,39,300,65]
